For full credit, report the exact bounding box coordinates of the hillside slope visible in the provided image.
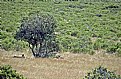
[1,1,121,54]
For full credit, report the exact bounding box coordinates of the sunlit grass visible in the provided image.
[0,50,121,79]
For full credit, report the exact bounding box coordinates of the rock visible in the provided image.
[55,53,64,59]
[13,54,25,58]
[96,14,102,17]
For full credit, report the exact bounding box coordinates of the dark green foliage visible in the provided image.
[105,42,121,54]
[95,14,102,17]
[103,5,119,9]
[67,4,85,9]
[106,45,118,54]
[116,42,121,57]
[117,48,121,57]
[84,66,121,79]
[15,14,59,57]
[65,0,78,1]
[0,65,26,79]
[0,37,27,51]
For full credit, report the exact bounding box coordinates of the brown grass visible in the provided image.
[0,49,121,79]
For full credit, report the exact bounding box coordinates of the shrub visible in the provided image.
[106,45,118,54]
[0,37,27,51]
[105,42,121,54]
[84,66,121,79]
[0,37,16,51]
[15,14,59,58]
[117,48,121,57]
[0,65,26,79]
[93,39,104,50]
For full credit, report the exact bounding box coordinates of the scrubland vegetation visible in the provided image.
[0,0,121,79]
[1,0,121,56]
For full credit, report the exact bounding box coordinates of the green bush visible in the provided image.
[0,37,28,51]
[106,45,118,54]
[116,48,121,57]
[15,14,59,58]
[83,66,121,79]
[93,39,104,50]
[1,37,15,51]
[0,65,26,79]
[105,42,121,54]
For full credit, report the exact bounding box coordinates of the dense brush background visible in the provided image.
[1,0,121,56]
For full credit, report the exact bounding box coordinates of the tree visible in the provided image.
[15,14,59,58]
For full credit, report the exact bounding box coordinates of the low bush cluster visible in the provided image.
[0,65,26,79]
[84,66,121,79]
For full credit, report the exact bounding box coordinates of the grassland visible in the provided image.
[0,49,121,79]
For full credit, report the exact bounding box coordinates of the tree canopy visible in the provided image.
[15,14,59,57]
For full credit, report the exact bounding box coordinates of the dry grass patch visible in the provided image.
[0,49,121,79]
